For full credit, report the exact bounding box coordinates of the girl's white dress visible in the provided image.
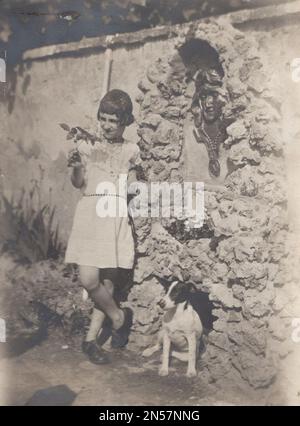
[65,139,139,269]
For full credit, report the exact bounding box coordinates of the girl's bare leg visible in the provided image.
[79,265,124,330]
[101,268,117,299]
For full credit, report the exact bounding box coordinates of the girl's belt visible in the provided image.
[83,193,125,198]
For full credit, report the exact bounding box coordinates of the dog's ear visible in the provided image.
[156,276,168,285]
[186,283,198,293]
[156,276,172,289]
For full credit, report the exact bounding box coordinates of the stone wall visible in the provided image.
[1,2,300,394]
[126,18,293,390]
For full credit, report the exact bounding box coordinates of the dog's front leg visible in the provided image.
[186,333,197,377]
[159,332,171,377]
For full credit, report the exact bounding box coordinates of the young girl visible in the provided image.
[65,89,139,364]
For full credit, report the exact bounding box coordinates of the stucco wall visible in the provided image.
[1,37,175,241]
[1,3,300,240]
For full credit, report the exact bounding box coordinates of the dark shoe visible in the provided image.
[81,340,110,365]
[111,308,133,349]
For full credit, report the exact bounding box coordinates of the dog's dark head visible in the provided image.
[158,280,197,310]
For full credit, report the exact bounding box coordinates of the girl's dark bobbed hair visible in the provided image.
[97,89,134,126]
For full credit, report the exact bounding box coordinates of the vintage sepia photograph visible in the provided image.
[0,0,300,407]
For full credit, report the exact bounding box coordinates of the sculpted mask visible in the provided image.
[192,68,227,178]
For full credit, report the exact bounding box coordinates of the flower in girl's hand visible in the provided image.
[60,123,79,143]
[59,123,100,145]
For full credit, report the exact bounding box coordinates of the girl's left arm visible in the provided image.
[127,168,137,188]
[127,145,141,201]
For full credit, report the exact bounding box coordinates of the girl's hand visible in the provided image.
[67,149,82,168]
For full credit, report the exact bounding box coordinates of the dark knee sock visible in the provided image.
[87,283,123,328]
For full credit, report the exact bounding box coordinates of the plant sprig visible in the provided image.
[59,123,101,146]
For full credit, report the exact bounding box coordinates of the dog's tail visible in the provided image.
[171,351,189,362]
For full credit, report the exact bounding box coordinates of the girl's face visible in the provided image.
[98,112,125,141]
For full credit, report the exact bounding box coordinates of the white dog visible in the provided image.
[142,280,212,378]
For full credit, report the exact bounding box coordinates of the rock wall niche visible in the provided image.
[126,21,288,389]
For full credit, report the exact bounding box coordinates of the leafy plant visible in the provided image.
[8,259,93,339]
[0,186,63,263]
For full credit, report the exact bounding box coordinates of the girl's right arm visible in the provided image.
[71,165,85,188]
[68,149,85,188]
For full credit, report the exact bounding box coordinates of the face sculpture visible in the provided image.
[192,68,227,178]
[199,90,223,124]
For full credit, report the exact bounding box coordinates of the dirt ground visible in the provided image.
[0,330,270,406]
[0,254,298,406]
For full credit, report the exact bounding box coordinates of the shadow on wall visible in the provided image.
[178,38,224,81]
